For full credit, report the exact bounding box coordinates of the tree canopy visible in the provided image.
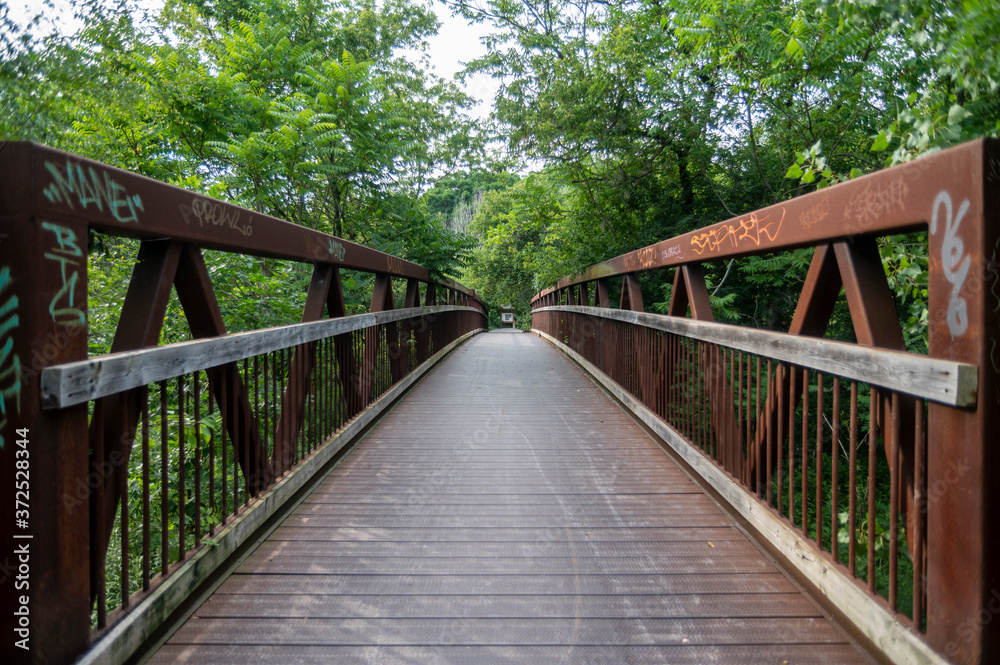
[3,0,998,341]
[446,0,999,341]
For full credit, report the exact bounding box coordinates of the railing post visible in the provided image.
[925,150,1000,665]
[619,273,644,311]
[0,193,91,662]
[595,279,610,308]
[415,283,434,363]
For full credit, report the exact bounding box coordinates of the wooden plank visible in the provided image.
[264,513,735,529]
[166,616,851,646]
[249,538,759,558]
[192,592,819,619]
[236,554,777,576]
[264,526,748,543]
[535,305,977,406]
[150,644,868,665]
[41,305,480,407]
[216,571,798,596]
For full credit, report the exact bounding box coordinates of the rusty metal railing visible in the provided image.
[531,138,1000,665]
[0,142,486,665]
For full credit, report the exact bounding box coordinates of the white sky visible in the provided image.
[6,0,498,118]
[424,1,498,121]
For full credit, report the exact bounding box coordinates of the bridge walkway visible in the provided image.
[148,330,872,664]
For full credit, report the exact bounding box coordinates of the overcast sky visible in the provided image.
[7,0,498,118]
[424,1,497,120]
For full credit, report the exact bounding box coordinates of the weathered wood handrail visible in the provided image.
[0,142,487,665]
[41,305,480,408]
[532,138,1000,665]
[534,305,978,407]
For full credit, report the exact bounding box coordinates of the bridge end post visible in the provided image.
[0,147,91,664]
[925,139,1000,665]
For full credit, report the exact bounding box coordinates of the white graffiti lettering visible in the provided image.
[931,191,971,338]
[179,197,254,236]
[328,240,346,261]
[661,246,682,260]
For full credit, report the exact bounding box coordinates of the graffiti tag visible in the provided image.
[328,240,346,261]
[43,161,144,224]
[931,191,971,338]
[691,208,785,256]
[0,267,21,448]
[41,222,86,326]
[179,197,254,236]
[845,179,908,231]
[661,245,682,261]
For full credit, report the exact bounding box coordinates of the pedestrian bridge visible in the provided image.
[2,140,998,665]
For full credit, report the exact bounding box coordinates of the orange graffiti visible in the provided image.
[690,208,785,255]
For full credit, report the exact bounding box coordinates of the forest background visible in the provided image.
[2,0,999,344]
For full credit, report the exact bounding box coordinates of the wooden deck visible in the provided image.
[149,330,872,664]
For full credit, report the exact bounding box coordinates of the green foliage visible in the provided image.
[461,173,562,326]
[422,170,520,232]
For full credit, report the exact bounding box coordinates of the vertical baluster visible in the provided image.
[849,381,858,577]
[710,344,717,460]
[754,356,773,498]
[700,342,707,453]
[141,386,150,591]
[889,391,900,611]
[298,345,305,462]
[94,407,107,628]
[119,404,129,610]
[913,398,926,630]
[208,385,215,536]
[231,367,238,511]
[802,368,809,534]
[720,346,726,468]
[221,375,228,522]
[673,334,680,428]
[271,349,278,474]
[867,386,879,593]
[737,349,743,481]
[733,349,740,478]
[777,364,784,517]
[255,354,262,467]
[727,347,733,471]
[303,343,310,456]
[831,377,840,563]
[262,352,269,469]
[160,382,169,576]
[324,338,330,438]
[679,336,686,440]
[788,367,797,525]
[242,358,249,502]
[177,375,186,559]
[815,373,824,546]
[193,374,201,549]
